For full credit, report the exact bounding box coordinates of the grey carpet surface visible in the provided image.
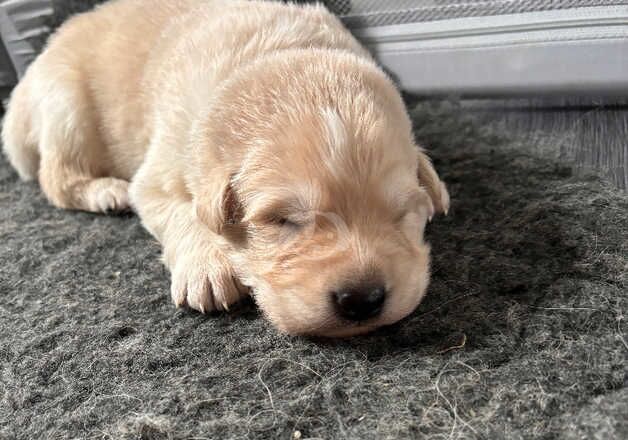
[1,101,627,439]
[462,99,628,191]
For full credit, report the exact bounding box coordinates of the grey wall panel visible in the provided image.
[0,18,16,87]
[340,0,628,27]
[0,0,51,78]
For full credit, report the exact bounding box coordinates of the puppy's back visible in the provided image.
[3,0,370,180]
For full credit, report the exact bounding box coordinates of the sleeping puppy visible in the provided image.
[2,0,449,337]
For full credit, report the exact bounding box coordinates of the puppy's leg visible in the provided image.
[130,160,248,312]
[39,154,130,213]
[34,85,130,213]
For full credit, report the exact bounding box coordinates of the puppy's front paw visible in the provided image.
[170,249,249,313]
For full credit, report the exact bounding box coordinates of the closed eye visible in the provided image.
[274,216,301,228]
[266,213,310,229]
[249,197,314,229]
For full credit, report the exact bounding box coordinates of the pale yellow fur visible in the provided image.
[2,0,449,336]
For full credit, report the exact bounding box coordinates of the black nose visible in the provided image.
[333,284,386,321]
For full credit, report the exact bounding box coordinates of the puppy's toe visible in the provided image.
[171,273,188,308]
[186,272,215,313]
[171,264,212,313]
[208,271,249,311]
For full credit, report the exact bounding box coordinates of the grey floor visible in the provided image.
[460,98,628,190]
[1,101,626,439]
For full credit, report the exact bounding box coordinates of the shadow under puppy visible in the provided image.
[2,0,448,337]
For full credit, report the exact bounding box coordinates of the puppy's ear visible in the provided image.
[416,149,449,216]
[195,175,243,235]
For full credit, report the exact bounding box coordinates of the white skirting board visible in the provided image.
[352,6,628,97]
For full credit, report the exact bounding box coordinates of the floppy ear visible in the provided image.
[194,174,243,235]
[416,149,449,216]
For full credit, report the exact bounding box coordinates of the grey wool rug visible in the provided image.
[1,100,626,439]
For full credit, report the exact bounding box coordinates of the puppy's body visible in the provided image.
[3,0,449,336]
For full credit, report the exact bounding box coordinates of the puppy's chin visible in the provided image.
[274,316,382,338]
[252,282,429,338]
[307,324,381,339]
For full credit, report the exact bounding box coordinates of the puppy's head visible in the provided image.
[192,50,448,336]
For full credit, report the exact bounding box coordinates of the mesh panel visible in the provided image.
[325,0,628,27]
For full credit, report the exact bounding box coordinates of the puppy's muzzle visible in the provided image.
[333,282,386,321]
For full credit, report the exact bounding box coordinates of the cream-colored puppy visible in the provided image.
[2,0,449,337]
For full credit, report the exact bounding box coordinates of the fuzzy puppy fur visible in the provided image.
[2,0,449,337]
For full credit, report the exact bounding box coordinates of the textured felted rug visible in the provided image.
[0,100,626,439]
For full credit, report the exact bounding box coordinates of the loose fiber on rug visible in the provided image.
[0,101,626,439]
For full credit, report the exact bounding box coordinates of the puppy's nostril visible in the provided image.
[333,285,386,321]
